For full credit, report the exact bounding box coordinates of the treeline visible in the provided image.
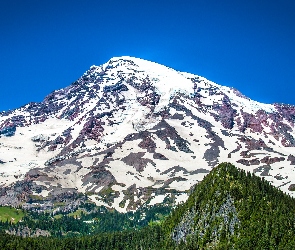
[0,163,295,249]
[0,225,177,250]
[0,203,172,237]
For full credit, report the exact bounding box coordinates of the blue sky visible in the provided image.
[1,0,294,112]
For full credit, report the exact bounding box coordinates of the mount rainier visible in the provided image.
[0,56,294,212]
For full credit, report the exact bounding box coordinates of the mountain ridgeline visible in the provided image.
[1,57,295,248]
[0,163,294,249]
[0,56,295,215]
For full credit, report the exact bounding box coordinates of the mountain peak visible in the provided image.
[0,57,294,213]
[108,55,162,65]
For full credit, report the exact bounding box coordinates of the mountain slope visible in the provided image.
[0,56,295,212]
[163,162,295,249]
[0,163,294,249]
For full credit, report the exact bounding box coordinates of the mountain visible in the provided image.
[163,162,295,249]
[1,163,295,249]
[0,56,295,213]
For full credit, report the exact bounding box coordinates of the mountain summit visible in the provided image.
[0,56,294,212]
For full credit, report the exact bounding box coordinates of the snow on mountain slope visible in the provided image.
[0,56,294,212]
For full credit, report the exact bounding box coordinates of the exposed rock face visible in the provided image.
[6,227,51,238]
[0,56,295,212]
[172,194,240,244]
[172,209,195,243]
[0,125,16,136]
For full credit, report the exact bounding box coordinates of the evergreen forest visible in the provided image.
[0,162,294,249]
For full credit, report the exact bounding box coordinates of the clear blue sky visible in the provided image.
[1,0,294,112]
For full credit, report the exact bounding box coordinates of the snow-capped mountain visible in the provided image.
[0,56,294,212]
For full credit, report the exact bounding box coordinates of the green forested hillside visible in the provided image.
[0,203,172,237]
[162,162,295,249]
[0,162,294,249]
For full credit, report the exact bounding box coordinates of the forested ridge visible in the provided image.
[0,162,294,249]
